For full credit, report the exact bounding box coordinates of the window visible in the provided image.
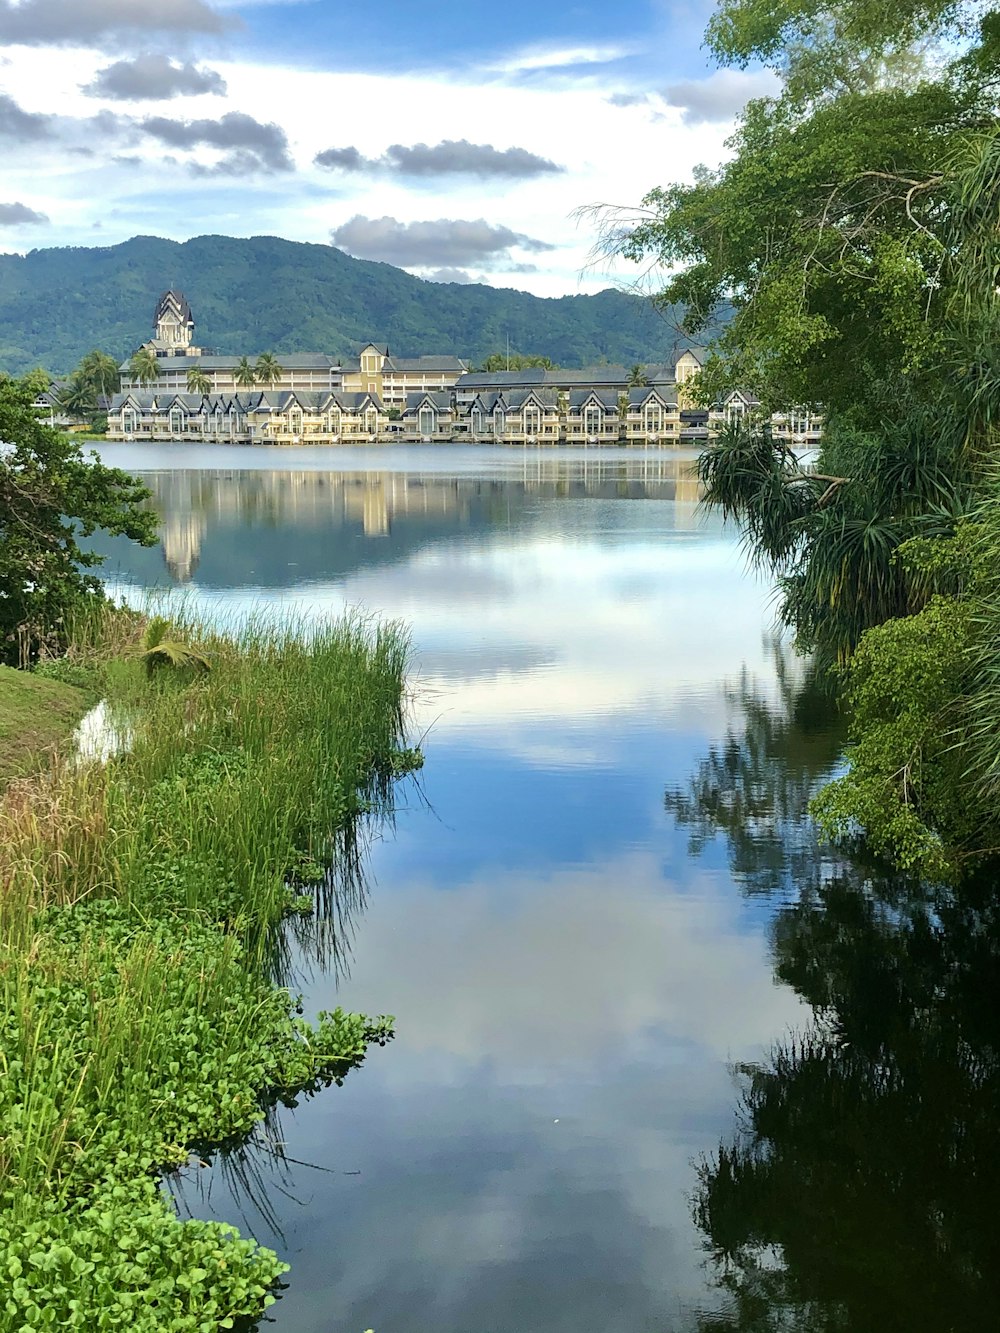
[365,407,378,434]
[643,403,663,434]
[790,410,812,435]
[169,408,184,434]
[328,411,341,434]
[289,409,303,435]
[123,408,137,434]
[472,407,485,435]
[418,407,435,436]
[584,403,602,436]
[725,399,746,424]
[494,409,506,438]
[523,405,541,436]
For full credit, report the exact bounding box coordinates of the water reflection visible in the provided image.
[664,644,844,898]
[92,446,857,1333]
[695,869,1000,1333]
[668,648,1000,1331]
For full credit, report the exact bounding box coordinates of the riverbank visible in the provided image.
[0,609,418,1332]
[0,665,96,783]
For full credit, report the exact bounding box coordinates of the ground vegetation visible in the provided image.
[0,605,418,1331]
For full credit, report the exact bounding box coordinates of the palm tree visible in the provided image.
[234,356,256,388]
[57,371,98,421]
[255,353,283,387]
[78,349,121,398]
[627,364,649,388]
[186,367,212,396]
[129,347,159,387]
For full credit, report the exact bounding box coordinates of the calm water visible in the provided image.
[91,444,1000,1333]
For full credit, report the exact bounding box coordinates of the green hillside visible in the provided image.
[0,233,683,376]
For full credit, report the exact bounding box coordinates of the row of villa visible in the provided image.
[103,291,821,447]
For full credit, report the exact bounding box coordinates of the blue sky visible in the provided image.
[0,0,777,294]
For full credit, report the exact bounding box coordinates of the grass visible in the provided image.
[0,605,419,1332]
[0,665,97,783]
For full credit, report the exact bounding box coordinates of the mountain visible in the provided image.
[0,233,686,377]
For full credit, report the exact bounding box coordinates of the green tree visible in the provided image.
[0,372,157,663]
[56,372,98,422]
[77,349,121,399]
[186,367,212,396]
[254,353,283,387]
[627,364,648,388]
[477,353,556,372]
[128,347,160,388]
[234,356,256,388]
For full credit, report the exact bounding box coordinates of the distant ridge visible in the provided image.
[0,234,685,377]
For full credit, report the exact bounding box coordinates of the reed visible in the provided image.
[0,607,415,1332]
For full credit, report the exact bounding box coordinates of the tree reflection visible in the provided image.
[667,642,1000,1329]
[664,640,844,895]
[693,871,1000,1332]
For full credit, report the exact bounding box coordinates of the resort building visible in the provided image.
[106,291,823,446]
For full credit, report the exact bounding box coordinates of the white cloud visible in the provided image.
[0,45,734,293]
[663,68,781,124]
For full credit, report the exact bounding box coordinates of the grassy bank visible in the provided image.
[0,665,96,783]
[0,608,418,1332]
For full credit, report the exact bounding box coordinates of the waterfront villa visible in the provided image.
[106,292,823,446]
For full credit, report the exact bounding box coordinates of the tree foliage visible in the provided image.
[606,0,1000,875]
[0,372,157,663]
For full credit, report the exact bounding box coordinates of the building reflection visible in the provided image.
[146,455,702,585]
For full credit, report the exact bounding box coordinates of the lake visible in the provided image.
[90,443,997,1333]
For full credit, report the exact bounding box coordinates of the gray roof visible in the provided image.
[403,390,454,414]
[388,355,469,373]
[118,353,342,373]
[154,290,193,329]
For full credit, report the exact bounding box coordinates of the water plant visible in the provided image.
[0,607,416,1331]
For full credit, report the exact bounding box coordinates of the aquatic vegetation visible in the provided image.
[0,608,414,1331]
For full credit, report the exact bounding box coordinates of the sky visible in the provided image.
[0,0,777,296]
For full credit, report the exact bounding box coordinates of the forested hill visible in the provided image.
[0,233,681,376]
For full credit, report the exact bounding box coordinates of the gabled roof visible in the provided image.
[154,290,193,329]
[403,390,453,413]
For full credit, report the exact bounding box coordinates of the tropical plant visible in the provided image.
[234,355,256,388]
[129,347,160,387]
[138,615,211,678]
[627,364,648,388]
[185,366,212,396]
[254,353,283,386]
[56,371,98,421]
[76,348,121,398]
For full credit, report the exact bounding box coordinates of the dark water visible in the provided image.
[92,444,1000,1333]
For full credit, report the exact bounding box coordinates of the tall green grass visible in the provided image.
[0,606,416,1332]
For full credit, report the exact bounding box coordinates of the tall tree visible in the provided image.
[186,367,212,396]
[0,372,157,663]
[129,347,160,388]
[234,356,256,388]
[77,349,121,399]
[254,353,283,387]
[56,372,98,422]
